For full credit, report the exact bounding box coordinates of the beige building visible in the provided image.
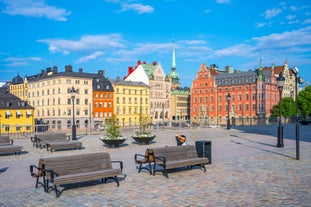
[27,66,102,133]
[264,60,296,99]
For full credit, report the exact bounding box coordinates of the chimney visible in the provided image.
[79,68,83,73]
[116,76,120,82]
[65,65,73,72]
[46,67,52,73]
[41,69,45,74]
[128,67,134,74]
[98,70,105,77]
[53,66,58,73]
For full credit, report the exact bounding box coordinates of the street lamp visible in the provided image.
[292,67,304,160]
[70,86,77,140]
[139,90,143,131]
[226,93,231,130]
[276,73,285,148]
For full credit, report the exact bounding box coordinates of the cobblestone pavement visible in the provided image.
[0,124,311,206]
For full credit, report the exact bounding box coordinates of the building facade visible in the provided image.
[92,72,114,128]
[0,87,34,135]
[110,78,150,127]
[191,63,283,126]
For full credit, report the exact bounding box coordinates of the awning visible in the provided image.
[5,111,11,116]
[16,111,22,116]
[26,110,32,116]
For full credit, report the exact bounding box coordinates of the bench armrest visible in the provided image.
[43,168,55,182]
[154,156,166,165]
[111,160,123,171]
[134,154,148,163]
[30,165,42,177]
[9,139,14,145]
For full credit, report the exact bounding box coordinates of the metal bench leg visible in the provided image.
[114,176,119,186]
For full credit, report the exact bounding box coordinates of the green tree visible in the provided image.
[103,115,121,139]
[298,85,311,119]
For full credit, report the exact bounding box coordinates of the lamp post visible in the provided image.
[292,67,304,160]
[276,73,285,148]
[70,86,77,140]
[139,90,143,131]
[226,93,231,130]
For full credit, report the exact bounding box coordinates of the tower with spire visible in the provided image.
[167,40,180,89]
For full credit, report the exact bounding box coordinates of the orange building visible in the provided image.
[191,63,280,126]
[92,72,114,128]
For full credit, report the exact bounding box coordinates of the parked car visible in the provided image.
[299,120,311,125]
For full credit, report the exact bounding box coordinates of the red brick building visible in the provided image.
[191,63,280,126]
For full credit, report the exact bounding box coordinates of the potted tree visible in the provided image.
[131,116,157,145]
[100,115,127,147]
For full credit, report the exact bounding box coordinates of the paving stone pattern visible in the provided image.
[0,124,310,206]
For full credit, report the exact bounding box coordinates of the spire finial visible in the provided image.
[172,39,176,70]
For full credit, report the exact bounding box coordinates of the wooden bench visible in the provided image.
[0,135,22,155]
[0,135,13,146]
[30,152,123,197]
[149,145,209,177]
[32,133,82,152]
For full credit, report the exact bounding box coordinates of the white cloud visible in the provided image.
[38,34,125,54]
[120,3,154,14]
[303,19,311,24]
[286,15,296,20]
[3,56,42,66]
[1,0,70,21]
[256,22,267,28]
[216,0,231,4]
[262,7,282,19]
[75,51,104,63]
[252,26,311,49]
[205,26,311,61]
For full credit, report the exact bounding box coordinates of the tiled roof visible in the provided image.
[0,88,34,109]
[109,78,149,87]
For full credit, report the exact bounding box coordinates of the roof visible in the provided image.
[0,88,34,110]
[109,78,149,88]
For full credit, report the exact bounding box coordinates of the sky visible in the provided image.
[0,0,311,87]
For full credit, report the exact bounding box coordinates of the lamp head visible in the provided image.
[226,93,231,101]
[292,66,299,76]
[276,72,285,88]
[298,77,304,85]
[70,86,76,97]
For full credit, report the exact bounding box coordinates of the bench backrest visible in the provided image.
[0,136,11,145]
[150,145,198,161]
[41,152,113,177]
[36,133,68,142]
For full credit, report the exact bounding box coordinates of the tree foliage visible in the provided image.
[298,85,311,118]
[272,85,311,119]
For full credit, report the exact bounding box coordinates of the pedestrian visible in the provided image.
[175,134,186,146]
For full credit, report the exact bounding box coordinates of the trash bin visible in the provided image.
[195,140,212,164]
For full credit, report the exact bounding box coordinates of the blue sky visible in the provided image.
[0,0,310,87]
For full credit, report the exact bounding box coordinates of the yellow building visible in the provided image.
[0,88,34,135]
[110,78,149,127]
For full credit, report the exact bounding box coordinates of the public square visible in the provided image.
[0,124,311,207]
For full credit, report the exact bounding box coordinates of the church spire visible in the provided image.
[172,39,176,71]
